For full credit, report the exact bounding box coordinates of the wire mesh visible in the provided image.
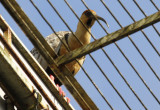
[0,0,160,110]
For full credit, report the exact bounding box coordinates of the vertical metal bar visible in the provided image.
[133,0,160,37]
[80,64,113,109]
[150,0,160,11]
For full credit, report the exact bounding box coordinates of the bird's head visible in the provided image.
[80,10,109,28]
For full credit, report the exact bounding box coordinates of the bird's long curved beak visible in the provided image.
[96,15,109,28]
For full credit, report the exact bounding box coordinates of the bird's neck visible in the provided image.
[68,22,91,50]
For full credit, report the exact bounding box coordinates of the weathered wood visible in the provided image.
[0,0,56,62]
[0,18,60,110]
[0,37,49,110]
[0,15,74,110]
[1,0,98,109]
[3,29,11,45]
[55,11,160,66]
[3,29,12,56]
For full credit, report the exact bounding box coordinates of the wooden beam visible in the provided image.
[0,0,57,62]
[1,0,98,109]
[0,37,49,110]
[55,11,160,66]
[0,15,74,110]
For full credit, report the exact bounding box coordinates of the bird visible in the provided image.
[31,10,109,86]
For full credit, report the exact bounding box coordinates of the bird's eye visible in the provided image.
[85,11,92,17]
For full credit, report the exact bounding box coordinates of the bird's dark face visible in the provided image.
[80,10,109,28]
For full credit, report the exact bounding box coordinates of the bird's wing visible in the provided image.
[45,31,71,54]
[31,31,71,70]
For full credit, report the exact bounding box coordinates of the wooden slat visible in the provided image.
[0,15,74,110]
[0,0,98,109]
[55,11,160,66]
[0,36,49,110]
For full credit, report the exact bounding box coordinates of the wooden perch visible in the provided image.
[55,10,160,66]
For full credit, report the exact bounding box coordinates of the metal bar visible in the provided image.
[100,0,160,83]
[118,1,160,54]
[74,58,114,109]
[55,10,160,66]
[104,0,160,83]
[118,0,160,81]
[115,41,160,104]
[150,1,160,36]
[1,0,98,109]
[150,0,160,11]
[30,0,70,52]
[80,64,114,109]
[133,0,160,37]
[101,0,160,106]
